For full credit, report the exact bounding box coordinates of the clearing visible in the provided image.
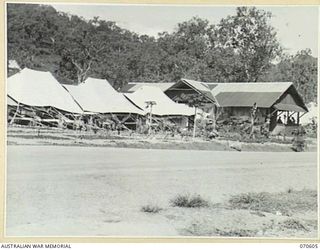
[6,145,318,238]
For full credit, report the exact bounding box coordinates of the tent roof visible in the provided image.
[124,86,194,116]
[214,92,283,108]
[7,68,83,113]
[167,79,216,103]
[166,79,307,112]
[208,82,292,96]
[122,82,175,93]
[209,82,308,112]
[7,95,18,106]
[64,77,144,115]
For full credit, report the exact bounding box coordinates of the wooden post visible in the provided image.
[297,112,300,125]
[9,103,20,125]
[135,115,138,132]
[193,106,197,139]
[149,105,153,135]
[211,105,216,130]
[145,101,156,135]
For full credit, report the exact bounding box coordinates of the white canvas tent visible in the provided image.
[7,96,18,106]
[63,77,144,115]
[7,68,83,114]
[124,86,194,116]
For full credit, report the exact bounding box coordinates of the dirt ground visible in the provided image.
[6,145,318,238]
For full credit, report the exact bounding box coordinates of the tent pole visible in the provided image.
[270,109,279,117]
[149,106,153,135]
[121,113,131,124]
[287,111,296,120]
[299,112,307,119]
[9,102,20,125]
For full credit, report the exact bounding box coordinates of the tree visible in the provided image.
[262,49,317,103]
[157,17,214,81]
[56,17,111,84]
[215,7,282,81]
[7,3,315,103]
[175,93,209,139]
[7,4,66,71]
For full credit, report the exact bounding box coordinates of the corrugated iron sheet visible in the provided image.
[210,82,292,96]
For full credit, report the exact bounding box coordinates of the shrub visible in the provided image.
[279,219,309,231]
[182,222,257,237]
[286,187,294,193]
[170,194,209,208]
[228,190,317,215]
[141,204,162,213]
[228,192,268,210]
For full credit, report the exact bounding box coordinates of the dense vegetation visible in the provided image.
[7,4,317,103]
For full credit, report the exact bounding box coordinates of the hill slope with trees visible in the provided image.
[7,4,317,103]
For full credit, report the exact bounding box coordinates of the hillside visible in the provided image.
[7,4,317,103]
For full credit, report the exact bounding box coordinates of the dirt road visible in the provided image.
[6,145,317,236]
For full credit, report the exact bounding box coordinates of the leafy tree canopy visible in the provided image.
[7,4,317,102]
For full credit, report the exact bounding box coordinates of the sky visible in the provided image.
[51,4,319,57]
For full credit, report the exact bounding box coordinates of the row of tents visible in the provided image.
[7,67,311,134]
[7,68,195,131]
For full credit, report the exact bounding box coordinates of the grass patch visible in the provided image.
[278,219,309,232]
[228,189,317,215]
[141,204,162,213]
[182,223,257,237]
[214,228,257,237]
[170,194,209,208]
